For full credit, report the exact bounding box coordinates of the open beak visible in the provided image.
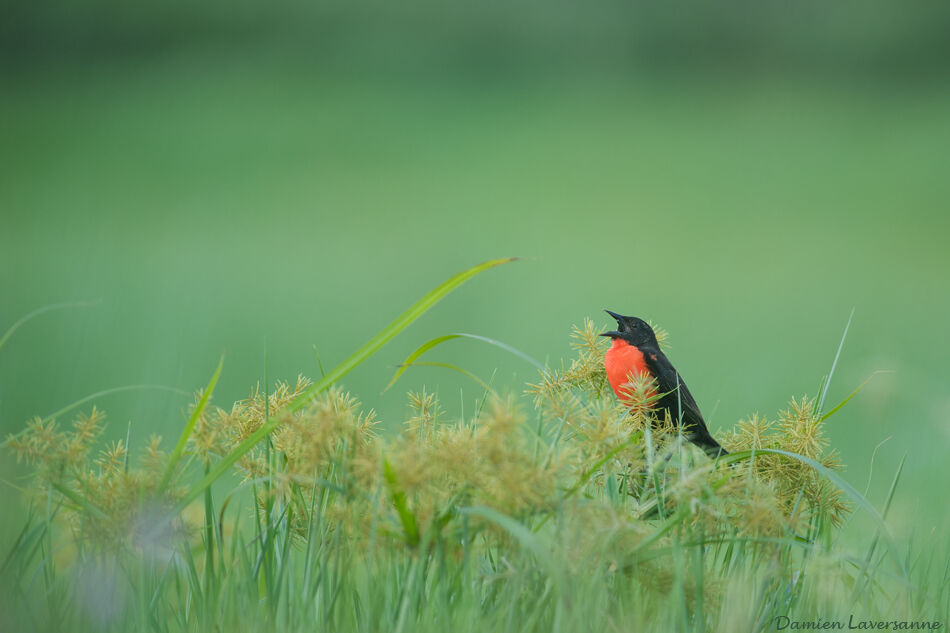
[601,309,626,337]
[604,309,624,324]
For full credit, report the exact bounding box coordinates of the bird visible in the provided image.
[601,310,727,460]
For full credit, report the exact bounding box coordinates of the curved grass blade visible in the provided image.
[0,300,99,355]
[391,361,492,393]
[159,356,224,491]
[634,534,817,564]
[174,258,518,513]
[2,384,191,449]
[287,257,518,413]
[821,371,891,422]
[384,334,458,392]
[459,506,555,577]
[862,436,893,498]
[384,332,543,393]
[722,447,909,580]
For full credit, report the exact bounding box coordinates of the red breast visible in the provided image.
[604,338,656,403]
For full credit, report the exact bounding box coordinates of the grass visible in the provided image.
[2,263,947,632]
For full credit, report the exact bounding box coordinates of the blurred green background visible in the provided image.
[2,0,949,541]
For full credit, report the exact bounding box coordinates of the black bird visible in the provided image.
[601,310,727,460]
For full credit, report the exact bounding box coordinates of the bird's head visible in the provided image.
[600,310,659,347]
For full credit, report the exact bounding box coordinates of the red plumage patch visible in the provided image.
[605,339,656,404]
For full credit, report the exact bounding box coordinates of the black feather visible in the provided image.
[639,344,727,459]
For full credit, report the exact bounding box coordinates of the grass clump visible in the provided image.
[2,304,946,632]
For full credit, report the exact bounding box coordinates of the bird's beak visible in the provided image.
[602,309,624,338]
[604,309,624,324]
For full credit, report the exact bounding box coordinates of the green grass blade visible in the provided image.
[383,331,543,392]
[159,356,224,490]
[817,307,854,418]
[389,361,492,393]
[203,462,217,598]
[173,258,517,513]
[286,257,518,413]
[459,506,555,576]
[383,334,460,392]
[820,370,891,422]
[383,458,419,548]
[49,480,108,521]
[312,344,327,379]
[0,300,98,355]
[2,384,191,449]
[174,419,279,513]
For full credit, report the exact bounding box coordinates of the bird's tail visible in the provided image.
[689,430,728,461]
[702,442,729,461]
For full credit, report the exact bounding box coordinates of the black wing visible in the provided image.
[641,346,727,458]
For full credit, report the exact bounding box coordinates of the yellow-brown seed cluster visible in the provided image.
[720,397,849,526]
[7,407,180,550]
